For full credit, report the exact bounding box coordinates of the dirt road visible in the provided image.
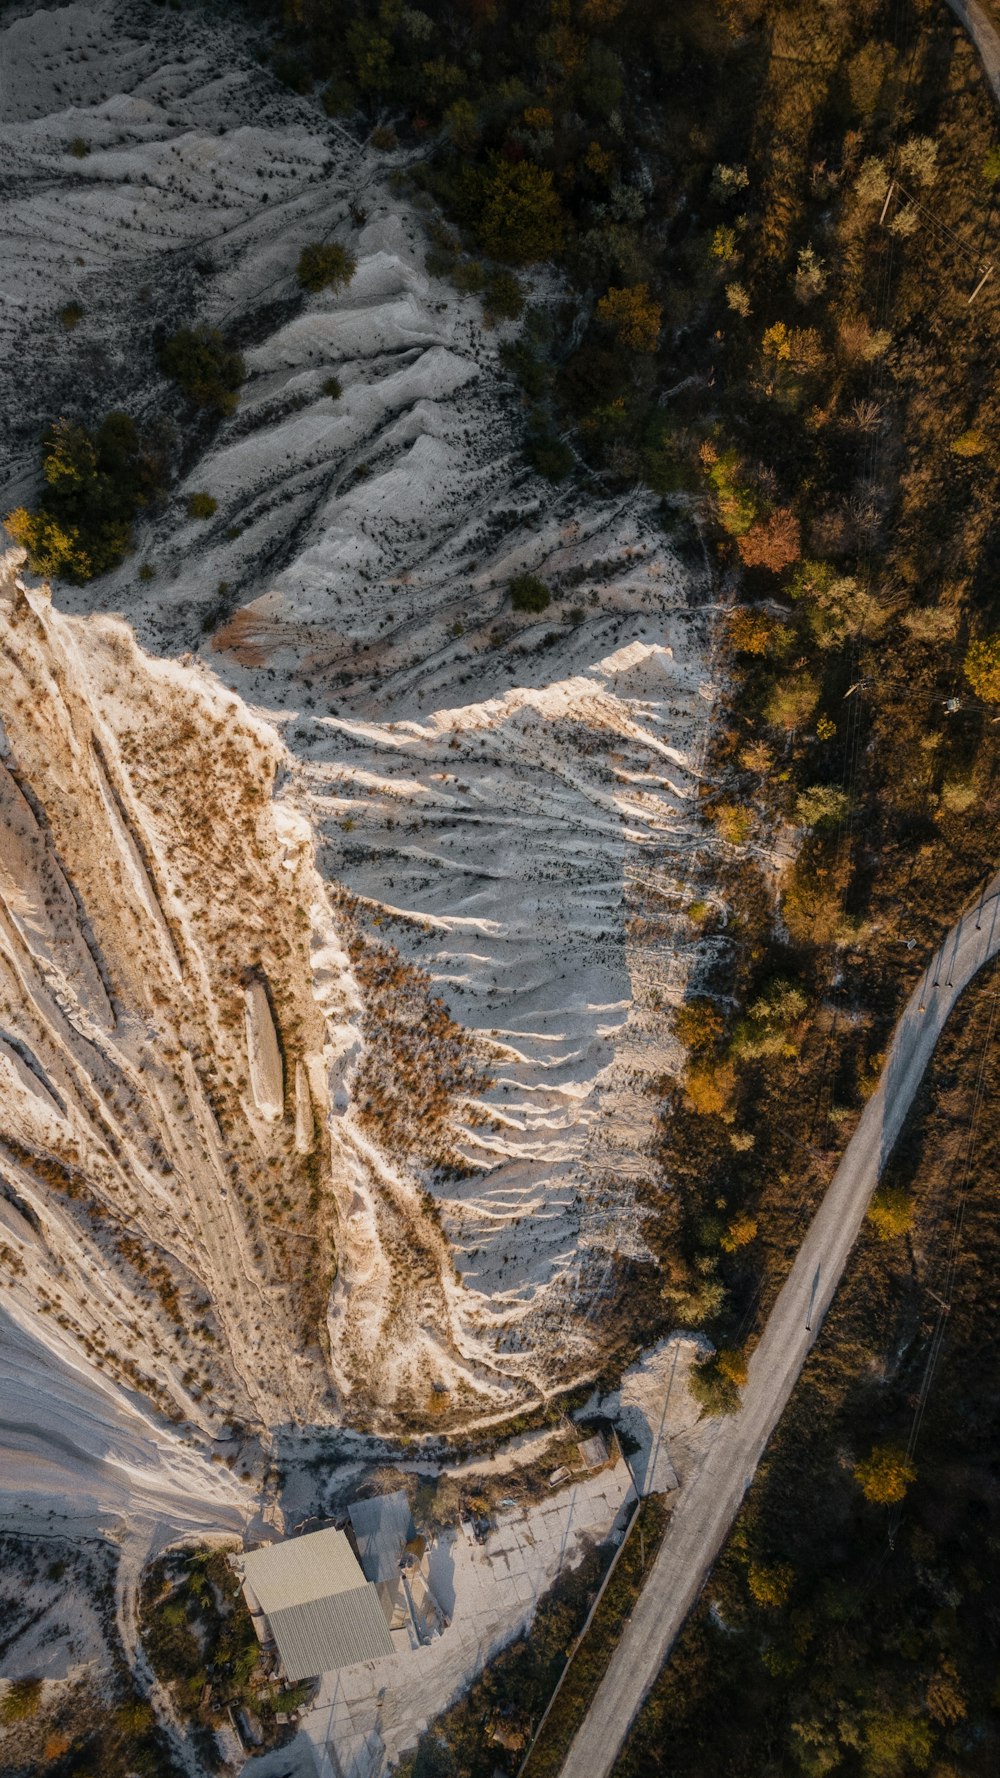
[558,881,1000,1778]
[944,0,1000,101]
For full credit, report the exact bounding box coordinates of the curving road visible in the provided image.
[944,0,1000,102]
[559,879,1000,1778]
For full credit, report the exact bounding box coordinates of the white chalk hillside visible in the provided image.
[0,0,718,1475]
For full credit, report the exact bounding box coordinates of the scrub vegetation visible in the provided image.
[615,959,1000,1778]
[140,1545,311,1765]
[249,0,1000,1387]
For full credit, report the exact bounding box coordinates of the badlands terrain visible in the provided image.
[0,0,713,1550]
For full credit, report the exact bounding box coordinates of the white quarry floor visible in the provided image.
[0,4,721,1766]
[304,1459,634,1778]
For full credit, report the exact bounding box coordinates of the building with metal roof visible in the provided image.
[241,1527,394,1681]
[347,1490,448,1647]
[348,1490,416,1586]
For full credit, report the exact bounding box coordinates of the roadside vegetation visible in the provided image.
[520,1494,670,1778]
[398,1494,669,1778]
[614,959,1000,1778]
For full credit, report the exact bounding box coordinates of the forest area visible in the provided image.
[222,1,1000,1770]
[213,0,1000,1398]
[615,956,1000,1778]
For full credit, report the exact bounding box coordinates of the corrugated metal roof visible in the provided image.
[348,1490,415,1585]
[267,1584,394,1681]
[242,1528,365,1615]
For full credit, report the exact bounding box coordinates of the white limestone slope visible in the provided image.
[0,0,718,1472]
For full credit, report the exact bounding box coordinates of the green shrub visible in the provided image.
[5,413,161,583]
[138,561,156,582]
[322,374,343,399]
[59,300,84,330]
[485,269,525,321]
[67,137,90,159]
[525,431,574,482]
[687,1355,741,1416]
[509,573,551,613]
[160,326,245,416]
[0,1677,42,1724]
[471,155,566,265]
[187,492,218,520]
[297,241,358,294]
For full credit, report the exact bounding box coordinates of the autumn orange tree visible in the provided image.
[964,634,1000,701]
[853,1444,916,1505]
[595,283,662,352]
[737,508,801,573]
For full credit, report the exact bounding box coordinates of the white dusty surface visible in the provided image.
[0,3,717,1762]
[593,1333,713,1495]
[0,0,717,1452]
[298,1459,636,1778]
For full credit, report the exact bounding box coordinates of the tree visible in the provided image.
[160,326,245,416]
[0,1677,42,1724]
[867,1185,912,1241]
[926,1660,967,1726]
[726,281,751,318]
[596,283,661,352]
[898,135,938,187]
[730,978,808,1060]
[721,1212,758,1253]
[728,607,776,655]
[473,156,566,264]
[297,241,357,294]
[796,784,850,831]
[862,1712,932,1776]
[738,508,801,572]
[793,245,827,302]
[5,507,91,580]
[509,573,550,612]
[345,19,393,91]
[716,1346,748,1387]
[701,444,758,536]
[444,97,479,153]
[674,998,724,1053]
[5,412,160,583]
[688,1353,741,1416]
[684,1059,736,1118]
[964,634,1000,701]
[747,1560,794,1608]
[853,1445,916,1505]
[951,428,985,458]
[713,802,752,845]
[765,671,819,730]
